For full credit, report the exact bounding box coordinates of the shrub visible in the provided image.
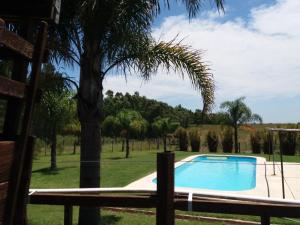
[221,128,233,153]
[175,127,188,151]
[279,131,297,155]
[250,131,262,154]
[262,132,273,154]
[206,131,218,153]
[189,129,200,152]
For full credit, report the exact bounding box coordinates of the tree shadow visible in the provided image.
[107,157,123,160]
[32,166,76,175]
[101,215,122,225]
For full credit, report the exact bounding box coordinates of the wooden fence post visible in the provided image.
[156,151,174,225]
[261,215,270,225]
[64,205,73,225]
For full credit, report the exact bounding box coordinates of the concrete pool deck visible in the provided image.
[126,154,300,200]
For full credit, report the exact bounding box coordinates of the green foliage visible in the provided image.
[250,131,262,154]
[221,128,233,153]
[175,127,188,151]
[189,128,200,152]
[103,91,194,127]
[129,119,148,139]
[33,64,76,169]
[220,97,263,126]
[102,116,122,138]
[220,97,262,153]
[206,131,218,152]
[279,131,297,156]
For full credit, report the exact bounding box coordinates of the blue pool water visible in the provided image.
[154,155,257,191]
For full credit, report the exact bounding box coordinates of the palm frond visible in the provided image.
[109,40,215,112]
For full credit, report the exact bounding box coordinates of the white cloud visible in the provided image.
[104,0,300,112]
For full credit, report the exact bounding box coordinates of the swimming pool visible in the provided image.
[154,155,257,191]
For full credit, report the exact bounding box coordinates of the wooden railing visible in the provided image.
[29,152,300,225]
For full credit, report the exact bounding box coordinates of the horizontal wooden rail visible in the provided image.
[29,193,157,208]
[174,198,300,218]
[29,191,300,225]
[0,76,26,99]
[0,19,33,59]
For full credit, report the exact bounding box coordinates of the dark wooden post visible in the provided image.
[156,151,174,225]
[279,139,285,199]
[15,136,35,225]
[261,215,270,225]
[64,205,73,225]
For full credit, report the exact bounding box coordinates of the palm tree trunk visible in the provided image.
[126,137,130,158]
[78,48,102,225]
[234,125,238,153]
[50,127,57,170]
[122,139,125,152]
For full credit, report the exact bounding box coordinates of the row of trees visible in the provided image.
[175,128,234,153]
[250,130,298,156]
[103,93,263,153]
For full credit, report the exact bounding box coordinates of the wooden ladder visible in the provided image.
[0,18,48,225]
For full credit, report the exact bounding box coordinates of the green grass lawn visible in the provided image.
[28,141,300,225]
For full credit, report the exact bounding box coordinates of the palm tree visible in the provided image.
[51,1,224,224]
[152,118,178,151]
[102,115,121,152]
[116,110,146,158]
[220,97,262,153]
[34,64,75,170]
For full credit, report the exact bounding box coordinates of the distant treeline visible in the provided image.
[103,90,226,127]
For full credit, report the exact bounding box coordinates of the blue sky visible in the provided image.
[69,0,300,123]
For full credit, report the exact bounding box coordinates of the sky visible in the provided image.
[69,0,300,123]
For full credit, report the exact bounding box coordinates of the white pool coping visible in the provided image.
[126,154,300,200]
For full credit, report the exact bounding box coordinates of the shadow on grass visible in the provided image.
[101,215,122,225]
[32,166,76,175]
[107,157,124,160]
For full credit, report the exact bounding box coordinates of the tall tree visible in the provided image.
[51,1,224,224]
[116,110,146,158]
[152,118,178,151]
[33,64,75,170]
[102,115,121,152]
[220,97,262,153]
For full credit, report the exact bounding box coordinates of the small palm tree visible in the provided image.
[220,97,262,153]
[116,110,146,158]
[152,118,178,151]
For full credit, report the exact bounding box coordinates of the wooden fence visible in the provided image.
[29,152,300,225]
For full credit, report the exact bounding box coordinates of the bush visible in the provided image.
[175,127,188,151]
[189,129,200,152]
[221,128,233,153]
[262,132,273,154]
[206,131,218,153]
[279,131,297,155]
[250,131,262,154]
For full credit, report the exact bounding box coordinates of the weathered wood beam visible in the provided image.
[0,76,27,99]
[0,19,34,60]
[0,142,15,183]
[29,193,157,208]
[0,182,9,223]
[175,198,300,218]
